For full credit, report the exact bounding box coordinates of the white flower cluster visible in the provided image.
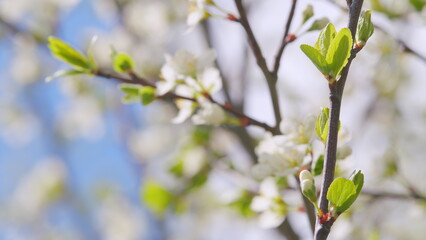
[252,117,315,180]
[250,177,287,228]
[157,49,226,126]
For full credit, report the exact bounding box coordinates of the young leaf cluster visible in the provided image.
[300,23,353,83]
[47,37,97,82]
[355,10,374,49]
[119,84,156,105]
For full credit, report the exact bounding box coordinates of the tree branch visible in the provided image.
[362,190,426,201]
[278,218,300,240]
[315,1,364,239]
[94,69,276,133]
[272,0,298,75]
[234,0,282,133]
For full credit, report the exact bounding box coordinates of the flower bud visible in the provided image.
[299,169,314,182]
[356,10,374,48]
[302,5,314,24]
[299,170,317,203]
[301,179,317,203]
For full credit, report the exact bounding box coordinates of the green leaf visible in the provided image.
[186,172,208,191]
[300,44,329,74]
[141,180,173,217]
[325,28,353,79]
[307,17,330,32]
[169,159,184,177]
[410,0,426,11]
[349,170,364,197]
[48,37,91,70]
[113,53,135,73]
[87,35,98,70]
[312,155,324,176]
[356,10,374,48]
[119,84,142,103]
[327,177,356,213]
[45,69,87,82]
[192,126,212,145]
[302,5,314,24]
[315,108,330,143]
[315,23,336,57]
[140,86,156,105]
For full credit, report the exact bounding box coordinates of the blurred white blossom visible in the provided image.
[97,195,147,240]
[0,105,40,146]
[187,0,211,28]
[157,49,217,95]
[11,158,66,220]
[279,116,315,145]
[57,96,104,140]
[252,137,308,179]
[123,1,170,40]
[252,117,315,179]
[250,177,287,228]
[192,98,226,126]
[157,49,223,125]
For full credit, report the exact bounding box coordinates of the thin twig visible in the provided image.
[315,1,364,239]
[362,190,426,201]
[234,0,282,133]
[272,0,298,75]
[200,20,258,161]
[201,21,232,103]
[94,69,276,133]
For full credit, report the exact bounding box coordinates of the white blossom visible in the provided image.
[252,134,308,179]
[157,49,217,95]
[279,116,315,145]
[250,177,287,228]
[187,0,211,28]
[191,98,226,126]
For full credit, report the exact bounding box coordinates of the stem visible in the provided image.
[272,0,298,75]
[234,0,282,133]
[314,1,364,239]
[278,218,300,240]
[94,69,276,133]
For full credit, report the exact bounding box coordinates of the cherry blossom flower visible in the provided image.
[192,98,226,126]
[250,177,287,228]
[157,49,216,95]
[187,0,213,28]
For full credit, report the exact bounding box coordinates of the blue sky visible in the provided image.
[0,0,156,239]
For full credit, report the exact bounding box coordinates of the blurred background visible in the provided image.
[0,0,425,239]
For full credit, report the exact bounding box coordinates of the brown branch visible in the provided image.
[278,218,300,240]
[94,69,276,133]
[200,20,258,162]
[234,0,282,134]
[362,190,426,201]
[315,1,364,240]
[272,0,298,75]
